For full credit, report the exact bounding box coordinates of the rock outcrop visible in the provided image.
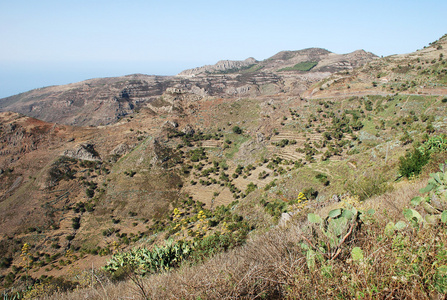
[110,143,130,157]
[63,143,101,161]
[178,57,258,76]
[182,125,195,136]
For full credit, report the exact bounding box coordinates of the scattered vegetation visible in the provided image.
[278,61,318,72]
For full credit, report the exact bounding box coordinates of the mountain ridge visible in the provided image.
[178,47,377,76]
[0,48,377,126]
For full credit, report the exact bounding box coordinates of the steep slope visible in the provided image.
[0,75,167,127]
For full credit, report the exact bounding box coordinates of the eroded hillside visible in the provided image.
[0,49,377,127]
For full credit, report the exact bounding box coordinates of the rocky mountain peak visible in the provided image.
[267,48,332,61]
[178,57,259,76]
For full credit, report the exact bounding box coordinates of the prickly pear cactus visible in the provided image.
[303,206,364,261]
[410,161,447,224]
[104,239,193,275]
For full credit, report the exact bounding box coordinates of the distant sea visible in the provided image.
[0,61,196,99]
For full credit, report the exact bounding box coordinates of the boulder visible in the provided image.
[278,212,292,227]
[162,120,178,129]
[182,125,195,136]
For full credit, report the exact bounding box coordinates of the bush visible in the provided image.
[72,217,81,230]
[346,174,390,201]
[398,148,430,178]
[245,182,257,195]
[303,188,318,200]
[260,198,288,220]
[85,188,95,198]
[232,126,242,134]
[0,257,12,269]
[315,173,330,186]
[48,157,77,185]
[188,148,207,162]
[400,131,413,145]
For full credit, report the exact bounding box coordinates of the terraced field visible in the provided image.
[267,130,323,161]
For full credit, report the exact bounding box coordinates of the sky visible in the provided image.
[0,0,446,98]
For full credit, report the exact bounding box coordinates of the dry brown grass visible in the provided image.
[37,280,131,300]
[38,177,447,299]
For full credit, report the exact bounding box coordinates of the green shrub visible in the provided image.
[399,148,430,178]
[419,134,447,155]
[400,131,414,145]
[190,231,247,262]
[245,182,257,195]
[264,179,277,191]
[0,257,12,269]
[278,61,318,72]
[85,188,95,198]
[188,148,207,162]
[260,199,288,220]
[315,173,330,186]
[71,217,81,230]
[48,157,77,184]
[303,187,318,200]
[346,174,390,201]
[232,126,242,134]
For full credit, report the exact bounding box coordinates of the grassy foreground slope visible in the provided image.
[42,172,447,299]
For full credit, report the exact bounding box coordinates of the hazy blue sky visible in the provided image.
[0,0,446,98]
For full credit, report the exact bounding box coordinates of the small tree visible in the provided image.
[232,126,242,134]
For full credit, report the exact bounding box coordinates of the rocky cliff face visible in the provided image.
[178,57,257,76]
[0,75,165,126]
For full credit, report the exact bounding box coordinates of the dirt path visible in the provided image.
[307,89,447,100]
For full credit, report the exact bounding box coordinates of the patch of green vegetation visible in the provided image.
[245,182,257,195]
[188,147,207,162]
[277,61,318,72]
[232,126,243,134]
[48,157,77,185]
[398,145,433,179]
[260,198,288,220]
[105,198,252,279]
[225,135,250,159]
[346,173,391,201]
[240,64,264,73]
